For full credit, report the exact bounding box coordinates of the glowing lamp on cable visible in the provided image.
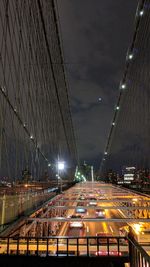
[129,54,133,60]
[104,151,108,155]
[116,106,120,110]
[121,84,126,89]
[30,135,34,139]
[139,10,144,16]
[58,161,65,171]
[112,122,115,126]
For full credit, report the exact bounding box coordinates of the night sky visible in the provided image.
[56,0,138,168]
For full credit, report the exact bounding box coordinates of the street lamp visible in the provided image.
[57,161,65,193]
[58,162,65,171]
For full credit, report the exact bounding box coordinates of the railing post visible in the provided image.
[128,227,134,267]
[7,237,9,255]
[67,238,69,256]
[46,238,48,256]
[117,238,120,255]
[107,237,109,256]
[129,238,133,266]
[17,238,19,255]
[87,237,89,256]
[77,238,79,256]
[26,238,29,256]
[57,238,59,256]
[97,237,99,254]
[36,238,39,256]
[138,250,141,267]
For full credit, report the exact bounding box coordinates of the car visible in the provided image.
[79,196,86,200]
[77,202,84,206]
[88,201,97,206]
[95,251,122,256]
[87,196,97,200]
[75,207,87,214]
[69,221,84,228]
[95,209,105,218]
[68,214,83,219]
[87,197,97,206]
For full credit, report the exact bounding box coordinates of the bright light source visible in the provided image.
[23,123,26,127]
[89,201,97,206]
[116,106,120,110]
[121,84,126,89]
[104,152,108,155]
[112,122,115,126]
[139,10,144,16]
[58,161,65,170]
[132,198,138,202]
[69,222,84,228]
[76,207,87,213]
[30,135,34,139]
[129,54,133,59]
[48,163,51,167]
[133,224,141,233]
[98,97,102,101]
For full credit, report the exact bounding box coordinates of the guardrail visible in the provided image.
[0,234,149,266]
[128,231,150,267]
[0,236,128,257]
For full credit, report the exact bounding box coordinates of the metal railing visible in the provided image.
[128,233,150,267]
[0,236,128,257]
[0,234,149,266]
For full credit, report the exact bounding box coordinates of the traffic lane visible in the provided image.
[64,199,87,237]
[57,191,129,237]
[66,223,86,237]
[57,195,83,236]
[85,206,127,236]
[58,203,127,237]
[60,209,126,237]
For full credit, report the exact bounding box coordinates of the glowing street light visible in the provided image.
[58,161,65,171]
[57,161,65,193]
[121,84,126,89]
[139,10,144,16]
[128,53,133,60]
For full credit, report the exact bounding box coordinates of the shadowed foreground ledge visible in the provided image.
[0,255,128,267]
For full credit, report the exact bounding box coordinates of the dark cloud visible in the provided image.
[56,0,138,168]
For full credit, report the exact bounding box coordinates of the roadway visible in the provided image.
[2,181,150,239]
[61,202,127,237]
[57,181,145,237]
[1,181,150,256]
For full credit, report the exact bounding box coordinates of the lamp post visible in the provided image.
[91,165,94,182]
[57,161,65,193]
